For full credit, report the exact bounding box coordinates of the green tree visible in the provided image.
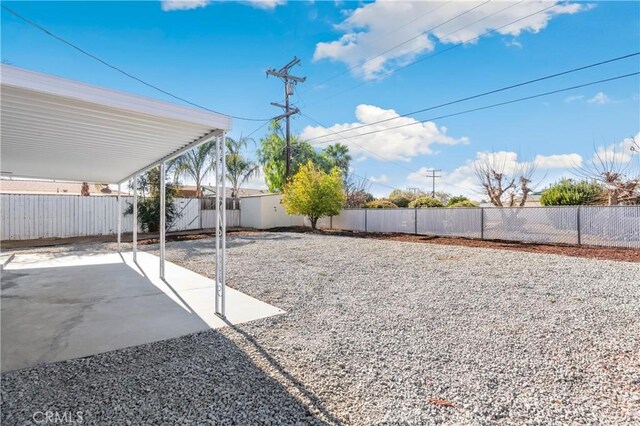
[170,140,215,198]
[257,122,353,192]
[257,121,319,192]
[125,166,180,232]
[388,189,421,207]
[540,179,604,206]
[226,135,260,200]
[408,196,444,208]
[448,200,478,208]
[282,161,345,230]
[363,200,398,208]
[447,195,472,206]
[322,143,352,181]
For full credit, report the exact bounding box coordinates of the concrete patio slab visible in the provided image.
[0,251,284,372]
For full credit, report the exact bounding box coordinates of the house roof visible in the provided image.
[0,179,125,196]
[175,185,269,198]
[1,65,232,184]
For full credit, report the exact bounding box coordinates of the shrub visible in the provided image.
[408,196,444,208]
[447,195,471,206]
[448,200,478,208]
[281,161,345,230]
[388,189,419,207]
[540,179,604,206]
[363,200,398,208]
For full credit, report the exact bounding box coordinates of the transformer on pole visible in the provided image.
[266,57,306,179]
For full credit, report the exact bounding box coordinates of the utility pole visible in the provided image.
[267,57,306,179]
[426,169,442,197]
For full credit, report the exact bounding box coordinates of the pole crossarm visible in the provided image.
[267,57,306,179]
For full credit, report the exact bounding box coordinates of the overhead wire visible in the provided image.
[305,0,490,91]
[1,4,272,122]
[303,52,640,143]
[305,72,640,146]
[307,1,559,105]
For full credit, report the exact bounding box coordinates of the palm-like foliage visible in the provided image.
[226,135,260,199]
[170,141,215,198]
[323,143,351,181]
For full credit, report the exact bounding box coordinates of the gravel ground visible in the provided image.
[2,232,640,425]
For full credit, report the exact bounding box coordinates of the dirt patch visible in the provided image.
[265,227,640,263]
[3,226,638,263]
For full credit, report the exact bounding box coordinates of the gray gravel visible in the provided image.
[2,232,640,425]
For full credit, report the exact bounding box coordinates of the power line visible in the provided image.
[299,112,473,195]
[308,1,558,105]
[305,0,490,91]
[307,71,640,145]
[304,51,640,143]
[1,5,272,122]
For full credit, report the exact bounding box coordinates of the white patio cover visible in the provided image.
[0,64,232,183]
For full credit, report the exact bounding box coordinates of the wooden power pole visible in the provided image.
[267,57,306,179]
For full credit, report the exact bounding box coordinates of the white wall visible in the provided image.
[1,194,240,241]
[240,194,304,229]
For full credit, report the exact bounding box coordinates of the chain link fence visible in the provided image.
[325,206,640,249]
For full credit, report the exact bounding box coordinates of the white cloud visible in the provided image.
[160,0,284,11]
[369,174,389,184]
[408,150,585,199]
[244,0,285,9]
[534,153,582,169]
[161,0,210,11]
[314,1,591,80]
[564,94,584,103]
[300,104,468,162]
[592,132,640,164]
[588,92,610,105]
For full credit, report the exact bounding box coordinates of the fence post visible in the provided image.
[330,215,333,230]
[576,206,581,245]
[364,209,368,233]
[480,207,484,240]
[414,207,418,234]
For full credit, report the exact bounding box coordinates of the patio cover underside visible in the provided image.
[0,65,232,183]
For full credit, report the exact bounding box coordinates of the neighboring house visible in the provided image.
[175,185,268,199]
[0,179,125,196]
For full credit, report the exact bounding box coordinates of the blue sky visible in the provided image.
[2,1,639,197]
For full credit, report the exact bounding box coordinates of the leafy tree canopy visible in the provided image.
[257,121,352,192]
[447,195,471,206]
[282,161,345,230]
[125,166,180,233]
[408,196,445,208]
[363,200,398,208]
[540,179,604,206]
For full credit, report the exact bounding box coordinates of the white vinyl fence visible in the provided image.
[1,194,240,241]
[324,206,640,249]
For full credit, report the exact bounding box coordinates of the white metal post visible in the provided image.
[221,131,227,317]
[160,163,166,279]
[117,183,122,252]
[215,132,226,317]
[133,175,138,262]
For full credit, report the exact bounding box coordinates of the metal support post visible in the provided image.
[133,175,138,262]
[414,207,418,234]
[480,207,485,240]
[160,163,166,279]
[364,208,368,232]
[576,206,581,245]
[215,132,227,317]
[117,183,122,252]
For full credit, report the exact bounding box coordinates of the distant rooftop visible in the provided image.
[0,179,125,196]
